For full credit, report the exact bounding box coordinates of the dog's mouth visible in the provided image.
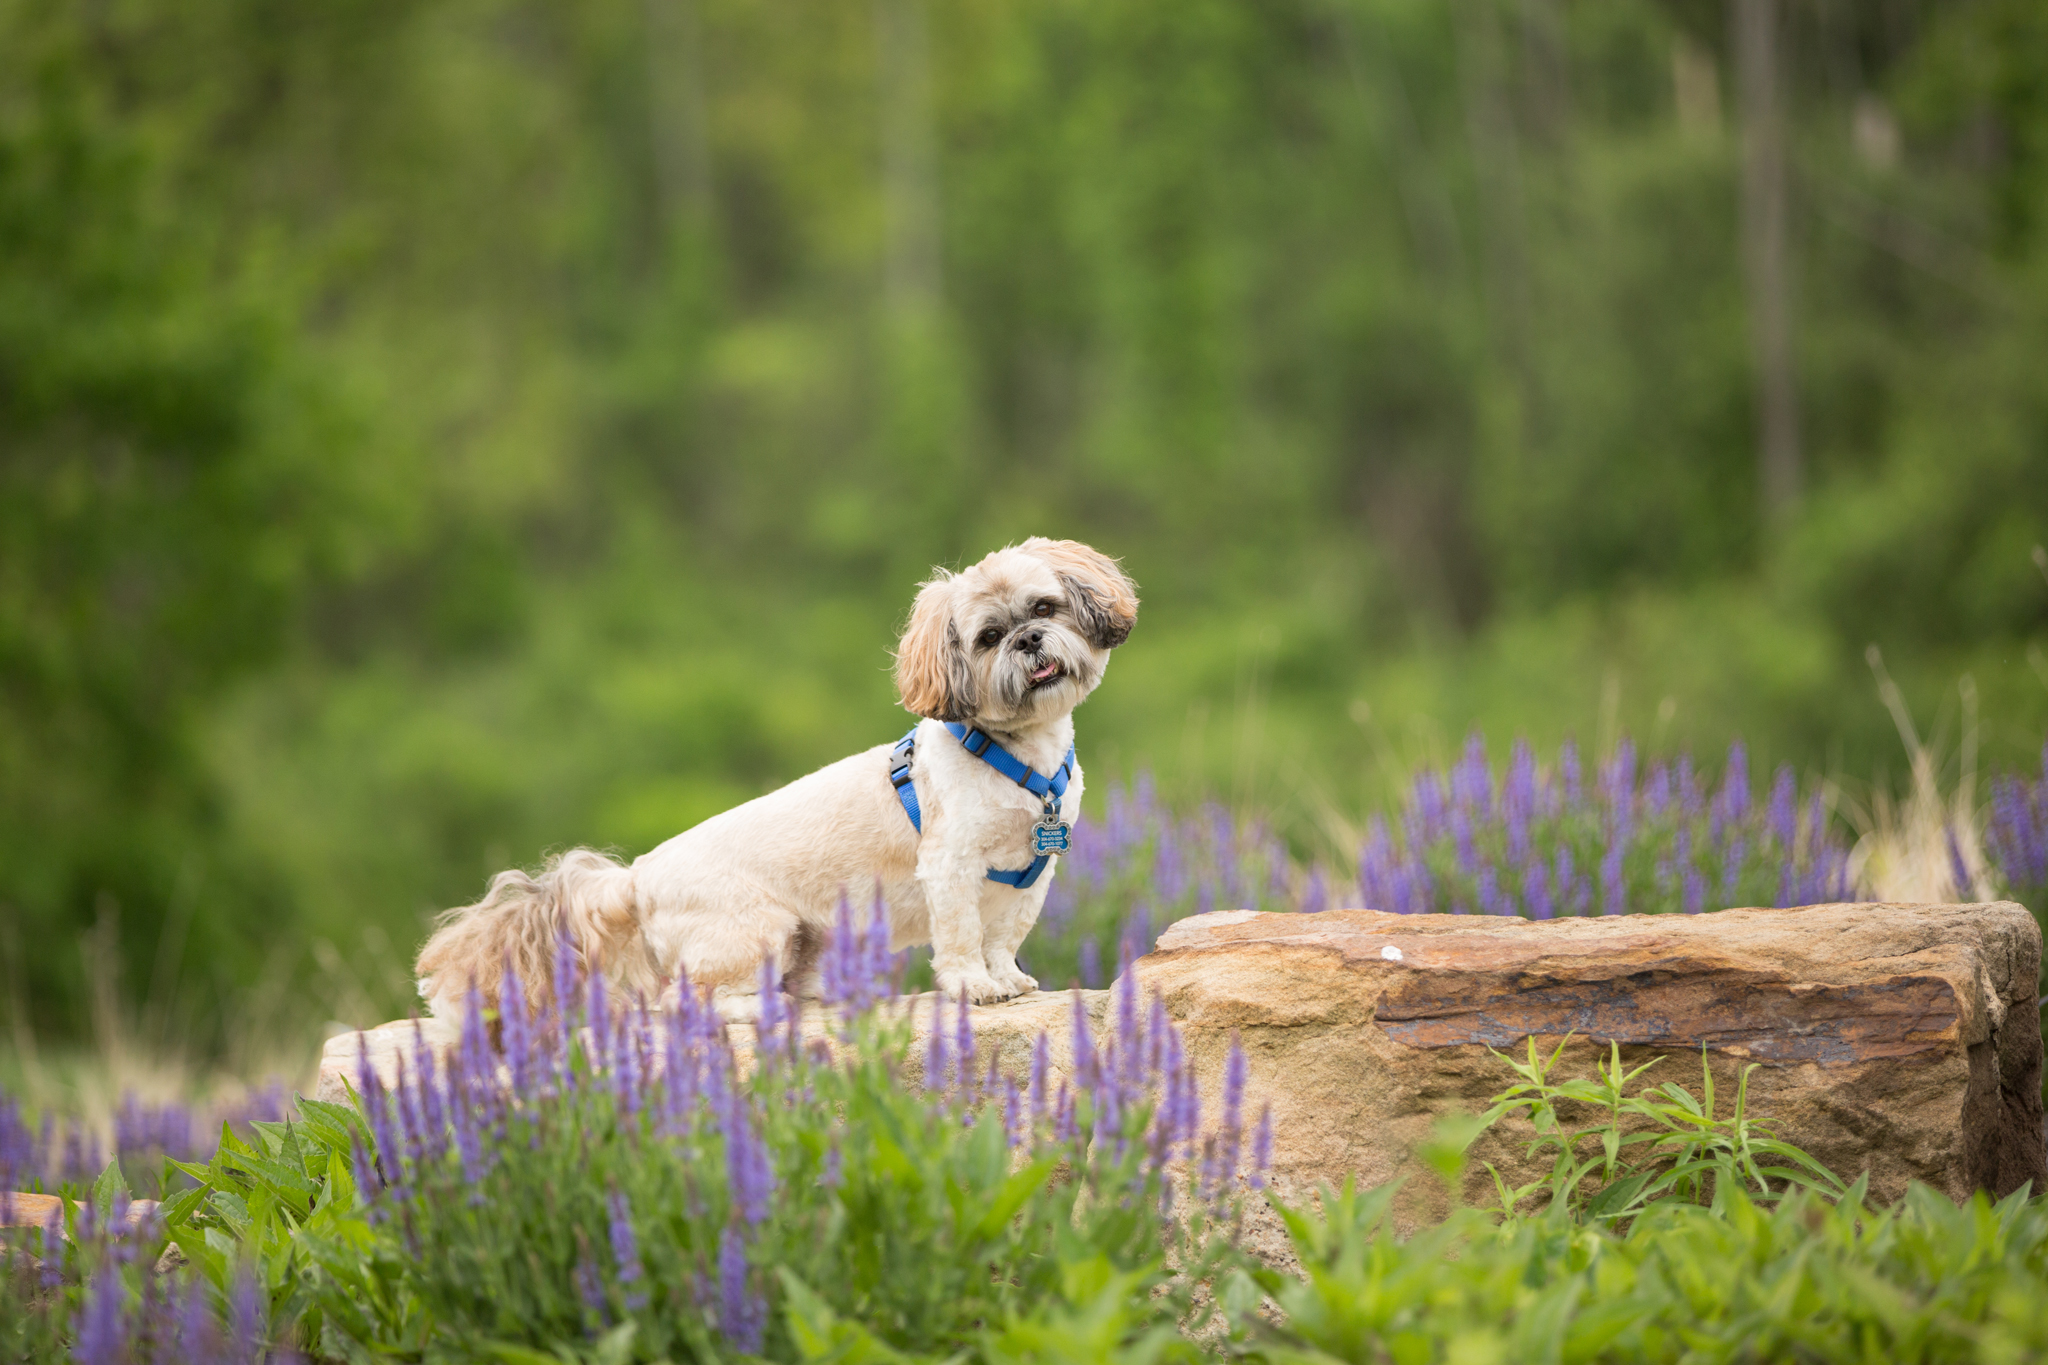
[1026,658,1066,690]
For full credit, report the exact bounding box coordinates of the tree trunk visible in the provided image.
[644,0,712,235]
[1734,0,1800,520]
[876,0,941,316]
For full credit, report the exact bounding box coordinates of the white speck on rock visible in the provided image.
[1381,944,1405,962]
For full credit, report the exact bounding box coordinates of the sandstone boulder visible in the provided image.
[1143,902,2044,1212]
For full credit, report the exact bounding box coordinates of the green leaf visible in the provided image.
[971,1157,1058,1241]
[92,1158,130,1221]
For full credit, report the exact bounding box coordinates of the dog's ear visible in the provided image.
[894,572,976,720]
[1027,538,1139,648]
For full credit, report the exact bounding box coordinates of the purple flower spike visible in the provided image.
[587,970,612,1073]
[1053,1080,1077,1146]
[553,930,582,1039]
[823,1140,843,1190]
[713,1060,773,1225]
[718,1224,765,1353]
[1068,991,1098,1091]
[576,1254,607,1320]
[1028,1033,1050,1133]
[924,993,950,1092]
[76,1266,126,1365]
[351,1132,380,1200]
[1768,765,1797,851]
[500,958,532,1091]
[232,1263,265,1365]
[1114,947,1141,1089]
[1249,1103,1274,1190]
[609,1188,647,1310]
[1522,862,1553,921]
[1948,826,1974,900]
[1222,1035,1247,1137]
[1078,937,1102,990]
[1722,834,1747,906]
[1302,866,1328,914]
[955,992,978,1094]
[1002,1080,1023,1150]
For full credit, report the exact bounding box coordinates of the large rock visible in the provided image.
[318,902,2043,1218]
[1142,902,2045,1212]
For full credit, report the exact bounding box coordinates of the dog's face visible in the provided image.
[894,538,1138,728]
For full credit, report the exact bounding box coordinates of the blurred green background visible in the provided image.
[4,0,2045,1051]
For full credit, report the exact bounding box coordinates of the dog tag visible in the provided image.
[1033,816,1072,856]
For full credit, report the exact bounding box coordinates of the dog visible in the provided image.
[414,537,1137,1022]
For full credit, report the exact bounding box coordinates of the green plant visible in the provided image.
[1476,1037,1847,1224]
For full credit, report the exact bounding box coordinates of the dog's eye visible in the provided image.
[1032,601,1055,618]
[978,627,1003,648]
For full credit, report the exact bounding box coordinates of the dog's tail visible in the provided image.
[414,848,660,1021]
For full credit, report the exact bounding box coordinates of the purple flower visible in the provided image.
[459,983,492,1100]
[1717,741,1751,835]
[955,993,978,1095]
[351,1133,380,1200]
[1114,950,1142,1091]
[1522,862,1553,921]
[1248,1103,1274,1190]
[231,1263,265,1365]
[1002,1080,1023,1150]
[1025,1034,1052,1140]
[1768,765,1797,851]
[587,970,613,1074]
[1477,865,1506,917]
[1560,741,1583,809]
[1301,867,1328,914]
[1644,763,1671,819]
[76,1266,126,1365]
[500,959,532,1091]
[1948,826,1974,900]
[718,1224,765,1353]
[1722,834,1747,906]
[553,930,582,1032]
[609,1188,647,1310]
[172,1273,222,1358]
[1068,992,1098,1091]
[1053,1080,1077,1146]
[1141,996,1169,1077]
[1221,1035,1247,1166]
[360,1041,401,1189]
[1078,937,1102,989]
[576,1254,607,1321]
[713,1061,773,1225]
[412,1029,447,1164]
[924,993,950,1092]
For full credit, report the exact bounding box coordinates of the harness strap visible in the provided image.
[888,722,1075,889]
[889,728,923,834]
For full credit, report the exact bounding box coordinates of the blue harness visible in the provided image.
[889,722,1076,890]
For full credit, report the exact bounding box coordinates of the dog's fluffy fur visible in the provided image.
[414,538,1137,1021]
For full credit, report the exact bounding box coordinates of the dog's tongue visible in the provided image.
[1031,661,1060,683]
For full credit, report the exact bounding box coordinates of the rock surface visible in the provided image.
[1142,902,2045,1212]
[318,902,2044,1219]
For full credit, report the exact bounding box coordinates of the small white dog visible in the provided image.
[414,537,1137,1021]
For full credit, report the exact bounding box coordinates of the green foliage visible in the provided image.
[1476,1038,1847,1223]
[1239,1178,2048,1364]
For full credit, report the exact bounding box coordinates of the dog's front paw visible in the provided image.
[935,968,1011,1004]
[988,963,1038,997]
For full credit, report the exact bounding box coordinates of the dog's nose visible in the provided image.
[1015,627,1045,651]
